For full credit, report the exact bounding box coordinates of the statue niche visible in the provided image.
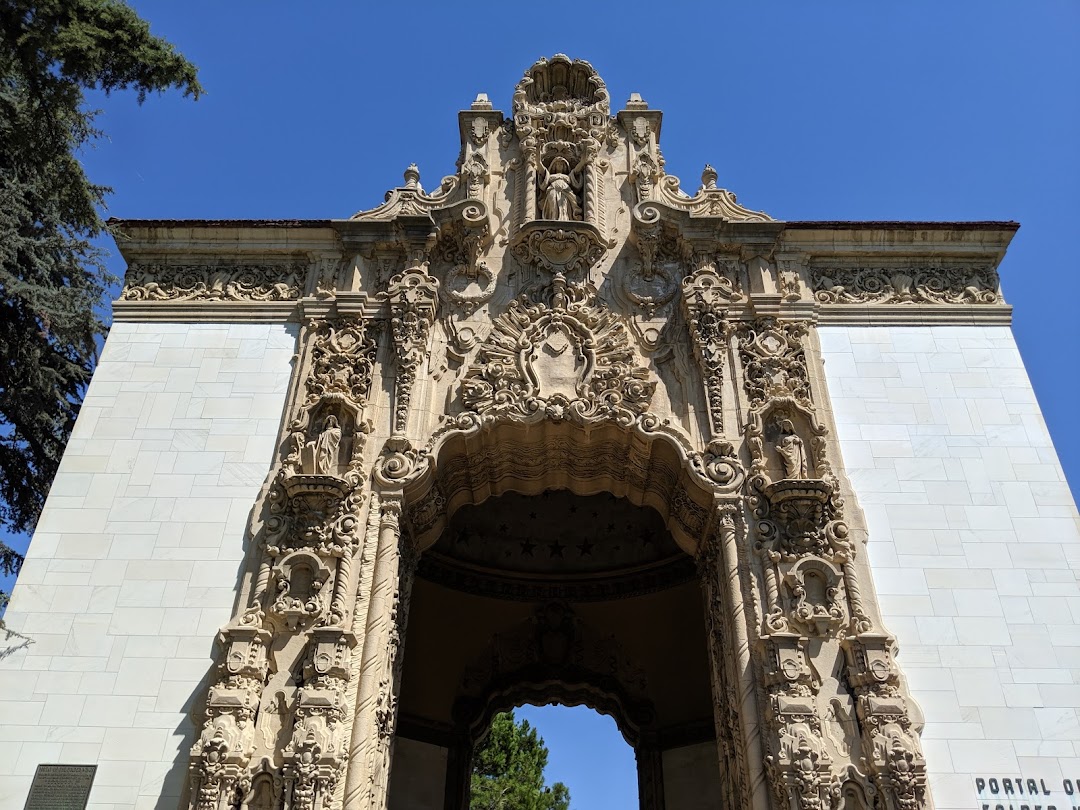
[539,153,585,222]
[762,409,818,484]
[512,55,610,230]
[785,557,846,635]
[295,407,354,480]
[776,418,809,479]
[303,414,342,477]
[271,551,330,630]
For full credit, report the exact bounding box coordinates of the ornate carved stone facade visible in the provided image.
[102,56,1022,810]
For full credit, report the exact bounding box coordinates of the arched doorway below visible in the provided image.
[386,490,728,810]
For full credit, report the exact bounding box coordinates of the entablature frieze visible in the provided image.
[108,217,1017,326]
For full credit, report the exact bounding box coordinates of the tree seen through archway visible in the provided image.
[470,705,638,809]
[470,711,569,810]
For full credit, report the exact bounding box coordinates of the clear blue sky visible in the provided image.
[3,2,1079,806]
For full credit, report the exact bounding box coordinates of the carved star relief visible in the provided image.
[520,538,537,557]
[577,539,595,556]
[548,540,565,558]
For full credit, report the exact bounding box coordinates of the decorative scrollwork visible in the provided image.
[388,266,440,436]
[810,265,1001,305]
[510,223,607,277]
[351,163,460,220]
[736,319,813,410]
[640,164,773,222]
[459,282,655,424]
[121,263,303,302]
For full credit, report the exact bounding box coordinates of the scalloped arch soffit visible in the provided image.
[391,418,737,559]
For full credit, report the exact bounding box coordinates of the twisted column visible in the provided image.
[342,495,407,809]
[702,504,771,810]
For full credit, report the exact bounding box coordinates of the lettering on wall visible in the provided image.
[975,776,1080,810]
[24,764,96,810]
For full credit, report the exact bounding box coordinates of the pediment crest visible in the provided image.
[636,164,774,222]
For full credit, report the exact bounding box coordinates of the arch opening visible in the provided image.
[388,476,727,810]
[468,704,636,810]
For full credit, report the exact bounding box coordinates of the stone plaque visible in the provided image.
[24,764,96,810]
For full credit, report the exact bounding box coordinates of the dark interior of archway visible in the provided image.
[396,490,715,749]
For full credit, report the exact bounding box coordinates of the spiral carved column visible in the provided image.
[342,495,416,810]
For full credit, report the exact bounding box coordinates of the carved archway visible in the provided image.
[374,418,754,810]
[444,601,663,810]
[400,419,729,556]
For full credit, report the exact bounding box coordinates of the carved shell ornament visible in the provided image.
[459,283,655,422]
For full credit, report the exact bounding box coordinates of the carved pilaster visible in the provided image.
[697,504,771,810]
[844,635,927,810]
[184,314,377,810]
[281,627,357,810]
[681,258,741,440]
[387,262,439,438]
[341,493,418,810]
[187,626,271,810]
[761,634,834,810]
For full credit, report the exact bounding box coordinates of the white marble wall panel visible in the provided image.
[0,322,297,810]
[820,326,1080,810]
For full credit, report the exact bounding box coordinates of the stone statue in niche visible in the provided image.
[776,418,809,479]
[305,415,342,476]
[540,156,584,221]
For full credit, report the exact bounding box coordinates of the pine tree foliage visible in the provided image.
[0,1,201,601]
[470,711,571,810]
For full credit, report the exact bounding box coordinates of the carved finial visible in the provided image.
[403,164,421,189]
[471,93,493,110]
[701,164,718,190]
[626,92,648,110]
